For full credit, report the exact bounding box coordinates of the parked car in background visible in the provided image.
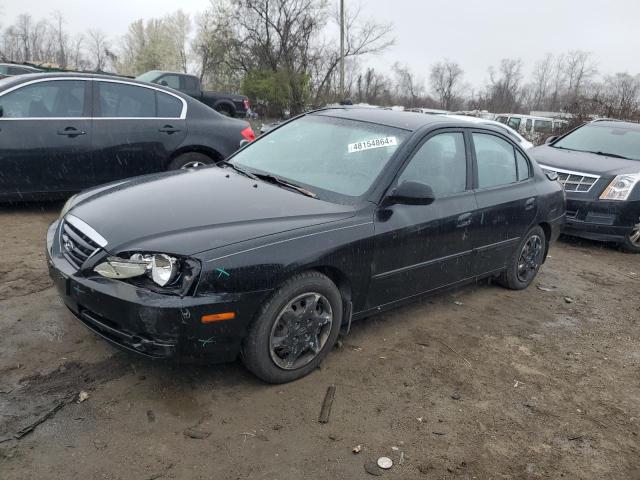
[496,114,567,142]
[407,107,449,115]
[136,70,250,118]
[0,73,255,201]
[0,63,42,79]
[47,108,564,383]
[444,114,534,150]
[530,119,640,252]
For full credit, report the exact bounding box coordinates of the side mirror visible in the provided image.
[545,135,558,144]
[387,181,436,206]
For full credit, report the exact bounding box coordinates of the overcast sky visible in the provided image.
[2,0,640,89]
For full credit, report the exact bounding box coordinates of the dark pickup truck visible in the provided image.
[136,70,250,118]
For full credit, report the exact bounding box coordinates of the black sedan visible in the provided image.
[531,119,640,252]
[47,109,565,383]
[0,73,255,201]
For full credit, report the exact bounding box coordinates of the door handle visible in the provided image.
[57,127,86,137]
[457,212,473,228]
[159,125,181,134]
[525,197,536,211]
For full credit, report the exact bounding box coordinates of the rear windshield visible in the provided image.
[553,124,640,160]
[231,115,410,200]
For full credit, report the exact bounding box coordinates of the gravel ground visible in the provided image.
[0,203,638,479]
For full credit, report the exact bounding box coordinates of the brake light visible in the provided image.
[243,99,250,110]
[241,127,255,142]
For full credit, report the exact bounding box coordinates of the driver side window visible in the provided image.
[398,132,467,197]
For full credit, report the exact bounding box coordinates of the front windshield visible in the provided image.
[231,114,410,198]
[553,124,640,160]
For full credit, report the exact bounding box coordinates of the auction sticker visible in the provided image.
[348,137,397,153]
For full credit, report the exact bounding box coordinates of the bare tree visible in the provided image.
[487,58,523,112]
[393,62,424,108]
[312,1,394,105]
[51,11,68,68]
[429,59,463,110]
[165,10,191,73]
[530,53,554,110]
[564,50,597,101]
[87,29,109,71]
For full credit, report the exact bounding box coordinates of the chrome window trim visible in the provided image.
[64,214,109,248]
[0,76,187,120]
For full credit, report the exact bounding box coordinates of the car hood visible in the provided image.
[530,145,640,175]
[67,167,356,256]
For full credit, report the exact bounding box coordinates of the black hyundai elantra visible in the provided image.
[47,108,565,383]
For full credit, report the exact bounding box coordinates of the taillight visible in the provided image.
[243,99,250,110]
[241,127,255,142]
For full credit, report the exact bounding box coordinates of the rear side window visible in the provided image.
[496,116,508,124]
[157,92,183,118]
[473,133,518,188]
[0,80,86,118]
[183,76,199,91]
[534,120,553,133]
[157,75,181,90]
[516,151,531,181]
[507,117,521,130]
[398,132,467,196]
[98,82,155,118]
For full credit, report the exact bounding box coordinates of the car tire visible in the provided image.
[497,225,546,290]
[215,104,234,117]
[620,225,640,253]
[168,152,213,170]
[242,271,343,384]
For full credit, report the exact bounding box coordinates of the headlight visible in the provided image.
[94,253,190,289]
[59,194,78,219]
[600,173,640,201]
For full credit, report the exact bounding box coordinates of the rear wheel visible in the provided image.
[215,104,234,117]
[168,152,213,170]
[621,223,640,253]
[242,272,342,384]
[497,225,546,290]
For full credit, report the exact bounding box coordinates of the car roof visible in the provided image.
[0,72,187,98]
[313,107,464,131]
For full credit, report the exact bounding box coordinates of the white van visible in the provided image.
[495,114,567,139]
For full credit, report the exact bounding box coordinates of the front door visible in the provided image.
[469,131,538,275]
[0,79,92,196]
[366,130,477,309]
[92,80,187,184]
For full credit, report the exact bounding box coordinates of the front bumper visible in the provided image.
[563,197,639,243]
[47,220,269,363]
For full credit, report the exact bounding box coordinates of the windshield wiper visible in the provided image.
[219,160,258,180]
[586,151,631,160]
[253,173,317,198]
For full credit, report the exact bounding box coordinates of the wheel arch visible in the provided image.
[538,221,552,263]
[213,101,236,116]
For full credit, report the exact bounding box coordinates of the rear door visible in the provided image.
[470,130,537,275]
[91,80,187,184]
[367,130,478,308]
[0,78,93,195]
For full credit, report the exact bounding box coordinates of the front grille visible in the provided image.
[540,165,600,193]
[61,220,101,269]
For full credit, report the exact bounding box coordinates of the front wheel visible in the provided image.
[621,223,640,253]
[168,152,212,170]
[497,225,546,290]
[242,272,342,384]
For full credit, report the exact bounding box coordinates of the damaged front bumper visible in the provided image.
[564,197,640,243]
[46,220,268,363]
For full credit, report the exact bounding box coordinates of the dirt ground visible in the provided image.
[0,203,639,480]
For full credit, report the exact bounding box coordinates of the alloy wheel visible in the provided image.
[517,234,543,283]
[269,292,333,370]
[181,161,206,169]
